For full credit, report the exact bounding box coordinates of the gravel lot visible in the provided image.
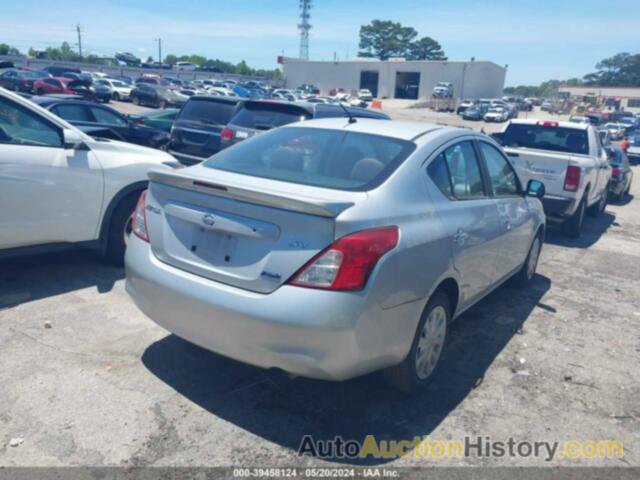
[0,100,638,468]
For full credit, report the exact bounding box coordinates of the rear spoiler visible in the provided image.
[148,169,358,218]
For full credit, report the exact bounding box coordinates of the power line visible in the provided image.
[298,0,312,60]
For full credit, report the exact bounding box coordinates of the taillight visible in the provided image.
[288,226,399,291]
[611,167,622,178]
[537,121,559,127]
[220,128,234,141]
[564,165,581,192]
[132,191,149,242]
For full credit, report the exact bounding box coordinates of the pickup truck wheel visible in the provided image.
[587,189,607,218]
[561,197,586,238]
[382,290,449,394]
[105,193,139,265]
[513,233,542,287]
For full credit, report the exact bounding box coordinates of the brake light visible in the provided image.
[288,226,399,291]
[564,165,581,191]
[133,118,145,126]
[611,167,622,178]
[132,191,149,242]
[537,121,559,127]
[220,128,234,141]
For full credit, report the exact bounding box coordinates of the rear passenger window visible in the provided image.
[427,154,453,198]
[52,105,91,122]
[443,141,485,198]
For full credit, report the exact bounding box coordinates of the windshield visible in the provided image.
[501,124,589,155]
[203,127,416,191]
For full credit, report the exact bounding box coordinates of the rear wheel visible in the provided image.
[132,96,140,106]
[383,290,449,394]
[561,196,586,238]
[587,189,607,217]
[36,88,45,96]
[105,193,139,265]
[158,100,167,109]
[112,92,120,102]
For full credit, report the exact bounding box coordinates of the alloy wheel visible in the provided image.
[415,306,447,380]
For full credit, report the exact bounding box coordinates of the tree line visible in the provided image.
[0,42,282,79]
[505,52,640,97]
[358,20,447,61]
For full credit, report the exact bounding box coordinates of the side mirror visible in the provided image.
[63,128,87,150]
[526,179,545,199]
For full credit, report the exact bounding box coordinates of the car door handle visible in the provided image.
[453,229,469,244]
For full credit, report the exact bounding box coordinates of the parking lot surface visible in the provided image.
[0,102,638,468]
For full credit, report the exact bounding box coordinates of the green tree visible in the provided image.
[407,36,447,61]
[358,20,417,60]
[236,60,252,76]
[146,56,154,63]
[0,43,10,55]
[583,52,640,86]
[164,54,178,65]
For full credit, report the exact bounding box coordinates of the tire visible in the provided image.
[587,189,607,217]
[132,96,140,106]
[158,100,167,109]
[512,232,542,287]
[112,92,120,102]
[383,290,450,394]
[36,88,45,96]
[561,196,586,238]
[105,193,139,265]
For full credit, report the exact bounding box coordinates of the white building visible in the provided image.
[281,58,507,100]
[558,86,640,114]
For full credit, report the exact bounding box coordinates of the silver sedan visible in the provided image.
[125,118,546,392]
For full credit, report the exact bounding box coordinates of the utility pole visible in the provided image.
[75,24,83,59]
[155,38,162,63]
[298,0,312,60]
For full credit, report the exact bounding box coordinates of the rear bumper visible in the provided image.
[125,235,420,381]
[541,195,576,219]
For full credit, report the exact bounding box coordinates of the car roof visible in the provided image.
[282,117,447,141]
[189,95,244,104]
[509,119,590,130]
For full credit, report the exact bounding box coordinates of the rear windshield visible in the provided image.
[203,127,416,191]
[501,124,589,155]
[229,103,311,131]
[177,99,238,126]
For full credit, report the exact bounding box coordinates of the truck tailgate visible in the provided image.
[504,148,573,195]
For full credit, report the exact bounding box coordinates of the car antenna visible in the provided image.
[338,101,357,124]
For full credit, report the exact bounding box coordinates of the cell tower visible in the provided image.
[298,0,312,60]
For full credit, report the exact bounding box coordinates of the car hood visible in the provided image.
[87,137,175,165]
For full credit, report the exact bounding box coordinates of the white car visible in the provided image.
[495,119,610,237]
[96,78,133,102]
[604,123,625,140]
[483,107,509,122]
[358,89,373,101]
[175,62,197,72]
[0,88,178,262]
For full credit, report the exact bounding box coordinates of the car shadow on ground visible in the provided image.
[0,250,123,309]
[142,274,551,465]
[544,211,616,249]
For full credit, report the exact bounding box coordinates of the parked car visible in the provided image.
[43,66,81,77]
[130,84,187,109]
[93,82,113,103]
[135,76,175,89]
[0,88,179,263]
[220,101,390,151]
[540,100,553,112]
[618,116,637,135]
[626,133,640,163]
[168,96,245,165]
[569,115,591,125]
[31,97,170,149]
[95,78,132,102]
[0,69,50,93]
[462,104,488,120]
[608,149,633,202]
[358,89,373,101]
[129,108,179,132]
[483,107,509,122]
[603,122,625,140]
[492,119,610,237]
[456,99,476,115]
[432,82,453,98]
[125,118,546,392]
[33,77,97,100]
[175,61,197,72]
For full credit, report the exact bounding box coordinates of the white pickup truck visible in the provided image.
[493,119,611,237]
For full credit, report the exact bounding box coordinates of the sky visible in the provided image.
[1,0,638,85]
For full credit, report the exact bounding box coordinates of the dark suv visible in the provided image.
[168,96,245,165]
[130,84,186,109]
[220,101,390,150]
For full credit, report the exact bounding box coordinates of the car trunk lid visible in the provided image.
[144,168,364,293]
